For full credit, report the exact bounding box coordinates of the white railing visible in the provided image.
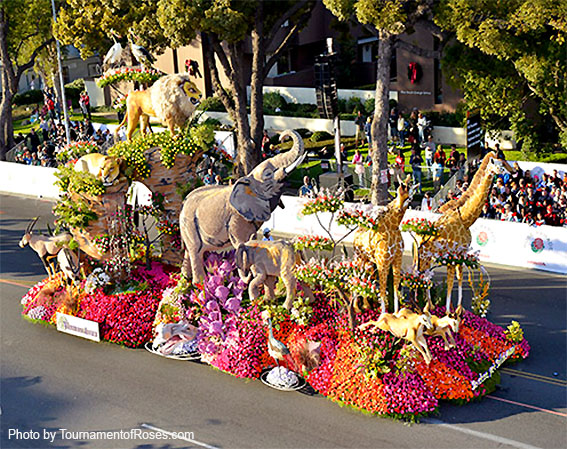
[267,196,567,275]
[2,160,565,274]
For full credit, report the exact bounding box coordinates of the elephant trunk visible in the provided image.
[271,130,306,181]
[236,244,252,283]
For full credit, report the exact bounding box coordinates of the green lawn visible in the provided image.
[13,112,119,135]
[12,109,564,165]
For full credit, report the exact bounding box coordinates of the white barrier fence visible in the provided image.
[2,163,566,274]
[267,196,567,275]
[202,111,519,149]
[0,161,59,199]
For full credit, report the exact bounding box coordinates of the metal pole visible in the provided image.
[334,115,341,174]
[50,0,71,145]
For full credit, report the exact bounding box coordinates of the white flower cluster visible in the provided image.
[471,295,490,318]
[84,268,111,294]
[267,366,299,388]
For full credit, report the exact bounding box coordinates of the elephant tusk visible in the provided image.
[284,152,307,175]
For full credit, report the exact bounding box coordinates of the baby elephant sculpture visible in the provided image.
[180,129,306,282]
[235,240,315,309]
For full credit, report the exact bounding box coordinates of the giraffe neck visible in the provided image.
[439,151,496,214]
[383,194,408,228]
[459,168,496,227]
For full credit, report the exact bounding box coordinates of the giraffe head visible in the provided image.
[488,157,515,176]
[396,175,417,209]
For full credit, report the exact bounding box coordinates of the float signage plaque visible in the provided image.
[56,312,100,342]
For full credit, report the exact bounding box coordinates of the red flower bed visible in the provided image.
[21,259,530,421]
[21,263,174,348]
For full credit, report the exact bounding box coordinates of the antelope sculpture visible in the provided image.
[396,302,463,351]
[57,248,81,284]
[19,218,72,276]
[359,308,434,364]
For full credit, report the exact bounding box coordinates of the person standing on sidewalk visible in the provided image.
[410,145,424,193]
[354,110,365,148]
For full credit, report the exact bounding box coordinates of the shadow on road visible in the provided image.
[0,376,87,449]
[1,218,52,278]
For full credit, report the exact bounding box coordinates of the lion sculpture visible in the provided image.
[116,73,202,141]
[74,153,121,186]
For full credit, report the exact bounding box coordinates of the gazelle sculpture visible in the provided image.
[359,308,434,364]
[19,217,72,276]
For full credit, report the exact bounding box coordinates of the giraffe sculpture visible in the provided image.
[354,176,416,313]
[416,152,513,311]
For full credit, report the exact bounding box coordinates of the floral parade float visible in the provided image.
[20,103,529,420]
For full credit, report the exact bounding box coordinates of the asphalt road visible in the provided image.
[1,193,566,449]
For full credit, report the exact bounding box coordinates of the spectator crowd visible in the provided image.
[13,118,115,167]
[444,162,567,227]
[12,88,115,167]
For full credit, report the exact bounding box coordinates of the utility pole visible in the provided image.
[50,0,71,145]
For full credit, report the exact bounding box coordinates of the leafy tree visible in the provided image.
[323,0,447,205]
[55,0,317,176]
[0,0,55,160]
[157,0,316,175]
[437,0,567,151]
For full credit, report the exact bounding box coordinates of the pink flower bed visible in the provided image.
[21,255,530,420]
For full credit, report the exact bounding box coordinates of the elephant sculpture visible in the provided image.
[179,129,306,281]
[235,239,316,309]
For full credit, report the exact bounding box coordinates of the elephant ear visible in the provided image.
[230,177,272,221]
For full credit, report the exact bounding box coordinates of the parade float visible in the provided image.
[19,67,529,420]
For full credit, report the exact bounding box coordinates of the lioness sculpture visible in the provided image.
[74,153,121,186]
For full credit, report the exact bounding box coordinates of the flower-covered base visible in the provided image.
[21,254,529,421]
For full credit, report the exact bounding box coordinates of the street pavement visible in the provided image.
[1,193,566,449]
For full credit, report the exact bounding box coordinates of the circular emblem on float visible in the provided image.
[476,231,488,247]
[531,238,544,253]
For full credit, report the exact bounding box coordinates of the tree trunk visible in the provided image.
[249,3,265,166]
[229,42,255,177]
[370,33,394,206]
[0,10,14,160]
[0,85,13,160]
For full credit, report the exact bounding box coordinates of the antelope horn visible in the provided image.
[27,217,39,233]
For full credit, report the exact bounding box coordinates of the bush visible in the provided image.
[346,96,364,114]
[13,89,43,106]
[202,117,223,128]
[311,131,333,142]
[264,91,287,110]
[282,102,318,117]
[428,111,466,127]
[293,128,312,138]
[364,98,375,116]
[65,79,85,103]
[198,96,226,112]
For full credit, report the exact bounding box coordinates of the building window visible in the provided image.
[277,50,292,75]
[433,37,442,104]
[434,58,442,104]
[88,63,101,77]
[390,48,397,82]
[362,44,372,63]
[62,66,70,84]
